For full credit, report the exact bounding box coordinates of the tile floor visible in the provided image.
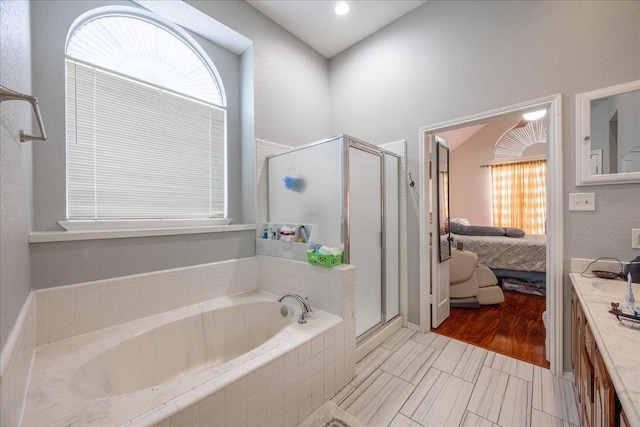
[331,328,580,427]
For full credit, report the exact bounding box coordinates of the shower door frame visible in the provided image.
[264,135,402,344]
[343,136,401,345]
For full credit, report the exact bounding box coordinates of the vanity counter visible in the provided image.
[570,273,640,427]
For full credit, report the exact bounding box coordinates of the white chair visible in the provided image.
[450,248,504,306]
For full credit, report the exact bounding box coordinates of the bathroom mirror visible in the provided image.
[576,80,640,185]
[436,139,451,262]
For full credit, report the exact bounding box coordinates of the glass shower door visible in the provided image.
[348,146,383,337]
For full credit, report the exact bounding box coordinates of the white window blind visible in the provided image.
[66,60,226,220]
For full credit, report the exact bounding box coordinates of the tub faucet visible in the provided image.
[277,294,311,324]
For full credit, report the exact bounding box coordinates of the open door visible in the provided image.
[430,135,451,328]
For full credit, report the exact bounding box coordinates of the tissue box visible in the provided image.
[306,251,344,268]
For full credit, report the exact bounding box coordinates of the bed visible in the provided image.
[449,233,547,296]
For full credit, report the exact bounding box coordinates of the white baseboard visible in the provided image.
[355,317,402,362]
[406,322,421,331]
[563,371,575,383]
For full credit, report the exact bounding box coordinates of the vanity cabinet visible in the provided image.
[620,407,631,427]
[572,288,623,427]
[594,346,616,427]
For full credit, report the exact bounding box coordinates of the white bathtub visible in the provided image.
[22,291,343,426]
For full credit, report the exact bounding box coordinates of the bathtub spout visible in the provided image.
[277,294,311,324]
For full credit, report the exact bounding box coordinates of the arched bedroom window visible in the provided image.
[491,115,547,235]
[65,9,227,221]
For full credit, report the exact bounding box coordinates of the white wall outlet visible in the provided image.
[633,229,640,249]
[568,192,595,211]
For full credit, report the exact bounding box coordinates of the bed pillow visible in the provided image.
[505,227,525,238]
[450,222,505,236]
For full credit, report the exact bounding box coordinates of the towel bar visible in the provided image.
[0,84,48,142]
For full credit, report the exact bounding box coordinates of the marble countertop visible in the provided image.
[569,273,640,427]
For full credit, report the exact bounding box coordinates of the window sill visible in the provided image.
[29,224,257,243]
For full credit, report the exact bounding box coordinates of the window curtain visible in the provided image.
[491,160,546,235]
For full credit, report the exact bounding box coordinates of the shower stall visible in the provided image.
[265,135,400,341]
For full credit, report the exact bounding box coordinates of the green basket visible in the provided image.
[306,250,344,268]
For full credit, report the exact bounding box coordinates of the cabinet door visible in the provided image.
[594,347,616,427]
[571,290,580,394]
[580,348,593,427]
[620,406,631,427]
[594,374,603,427]
[572,289,585,404]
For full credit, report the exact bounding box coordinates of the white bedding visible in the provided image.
[449,233,546,272]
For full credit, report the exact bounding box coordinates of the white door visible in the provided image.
[430,135,450,328]
[349,146,383,337]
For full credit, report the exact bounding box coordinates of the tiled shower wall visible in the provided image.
[35,257,257,345]
[256,255,355,321]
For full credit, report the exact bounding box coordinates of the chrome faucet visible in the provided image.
[277,294,312,324]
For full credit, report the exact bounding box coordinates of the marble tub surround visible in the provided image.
[22,291,349,426]
[148,257,358,427]
[155,319,353,427]
[35,257,257,345]
[0,292,36,427]
[570,273,640,426]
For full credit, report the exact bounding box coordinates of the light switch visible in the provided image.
[633,229,640,249]
[569,193,595,211]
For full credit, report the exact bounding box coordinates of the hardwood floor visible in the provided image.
[432,290,550,368]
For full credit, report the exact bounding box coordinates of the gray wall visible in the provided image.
[3,0,332,339]
[449,116,520,226]
[0,0,33,352]
[26,0,330,289]
[186,0,331,147]
[328,0,640,370]
[30,232,256,289]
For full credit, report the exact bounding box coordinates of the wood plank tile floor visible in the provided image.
[432,290,549,368]
[332,328,579,427]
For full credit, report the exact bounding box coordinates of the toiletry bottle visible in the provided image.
[299,225,309,243]
[623,272,635,309]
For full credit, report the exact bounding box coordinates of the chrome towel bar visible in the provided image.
[0,84,48,142]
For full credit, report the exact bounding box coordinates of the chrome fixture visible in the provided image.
[277,294,311,324]
[0,85,48,142]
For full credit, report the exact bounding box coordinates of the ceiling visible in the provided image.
[246,1,428,58]
[437,124,488,152]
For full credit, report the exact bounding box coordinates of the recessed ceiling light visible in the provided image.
[335,2,350,16]
[523,109,547,121]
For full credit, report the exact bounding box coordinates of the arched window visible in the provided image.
[65,9,227,221]
[490,117,547,235]
[492,119,546,162]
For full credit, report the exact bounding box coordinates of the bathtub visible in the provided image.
[22,291,344,426]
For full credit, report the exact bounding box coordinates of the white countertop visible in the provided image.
[569,273,640,427]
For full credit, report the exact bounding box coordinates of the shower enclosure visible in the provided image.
[266,135,400,340]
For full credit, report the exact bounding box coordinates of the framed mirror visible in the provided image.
[436,138,451,262]
[576,80,640,185]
